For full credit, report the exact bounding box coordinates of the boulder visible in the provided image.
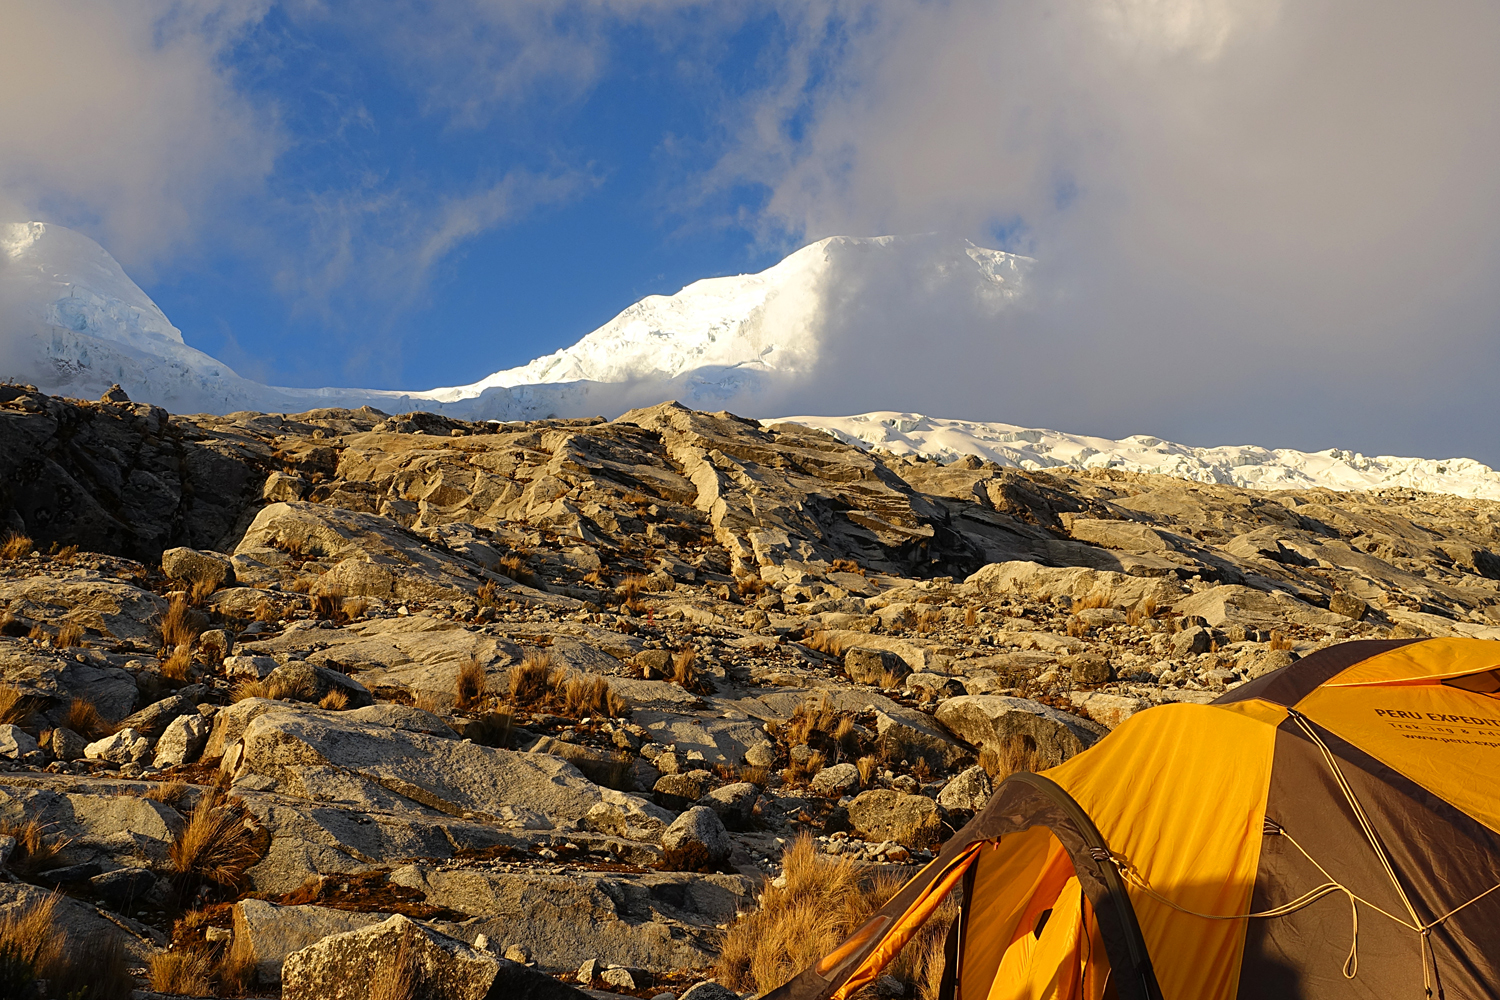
[234,898,386,985]
[204,697,291,758]
[680,984,740,1000]
[847,790,938,844]
[0,725,37,759]
[964,562,1182,610]
[1067,692,1148,730]
[263,660,374,708]
[653,770,716,811]
[936,766,992,813]
[1172,585,1346,629]
[698,782,759,829]
[161,547,236,590]
[1242,648,1298,680]
[1171,627,1213,657]
[808,763,860,797]
[119,686,206,738]
[235,502,553,603]
[934,696,1106,768]
[225,654,279,680]
[742,742,776,768]
[229,710,632,827]
[282,914,498,1000]
[1329,593,1369,621]
[84,727,151,764]
[0,577,166,643]
[153,713,211,768]
[873,709,968,771]
[661,806,731,871]
[845,647,910,686]
[48,726,88,761]
[388,865,753,973]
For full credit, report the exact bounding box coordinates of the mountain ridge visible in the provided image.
[5,219,1500,500]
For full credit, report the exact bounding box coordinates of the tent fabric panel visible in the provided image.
[959,828,1073,1000]
[984,878,1111,1000]
[834,844,983,1000]
[1045,703,1276,1000]
[1212,638,1419,708]
[1319,636,1500,688]
[763,774,1161,1000]
[1296,680,1500,834]
[1237,717,1500,998]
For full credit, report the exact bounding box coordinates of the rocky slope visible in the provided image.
[2,383,1499,997]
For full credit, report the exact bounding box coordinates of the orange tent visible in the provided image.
[765,638,1500,1000]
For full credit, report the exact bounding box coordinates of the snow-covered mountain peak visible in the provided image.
[7,220,1500,503]
[435,234,1028,399]
[3,221,193,354]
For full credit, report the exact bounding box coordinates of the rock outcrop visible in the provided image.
[2,389,1500,995]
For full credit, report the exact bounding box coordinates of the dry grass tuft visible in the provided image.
[0,893,131,998]
[1076,590,1114,610]
[369,928,420,1000]
[456,655,486,710]
[0,532,34,561]
[498,553,534,586]
[1270,630,1294,651]
[782,749,826,787]
[476,579,501,608]
[671,648,707,693]
[254,597,281,623]
[581,568,610,587]
[0,818,71,878]
[159,595,202,650]
[964,607,978,627]
[231,678,270,703]
[857,754,880,785]
[215,930,257,997]
[27,624,48,644]
[562,672,629,719]
[979,734,1048,781]
[189,577,219,604]
[734,574,768,597]
[52,621,85,648]
[319,688,351,711]
[507,651,554,704]
[169,792,261,890]
[312,588,344,620]
[506,651,628,719]
[145,780,191,808]
[341,596,370,620]
[830,558,862,574]
[52,544,79,562]
[917,608,943,634]
[0,684,33,727]
[63,697,113,740]
[618,573,648,599]
[740,765,772,788]
[148,948,214,996]
[162,644,195,683]
[1126,596,1158,627]
[413,690,443,714]
[716,834,955,998]
[1066,616,1088,639]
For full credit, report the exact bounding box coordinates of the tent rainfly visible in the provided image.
[763,638,1500,1000]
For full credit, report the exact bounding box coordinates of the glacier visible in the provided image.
[5,219,1500,501]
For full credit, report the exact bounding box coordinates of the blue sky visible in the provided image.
[149,7,806,391]
[5,2,1500,462]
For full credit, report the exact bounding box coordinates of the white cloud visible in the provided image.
[721,0,1500,457]
[0,1,278,272]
